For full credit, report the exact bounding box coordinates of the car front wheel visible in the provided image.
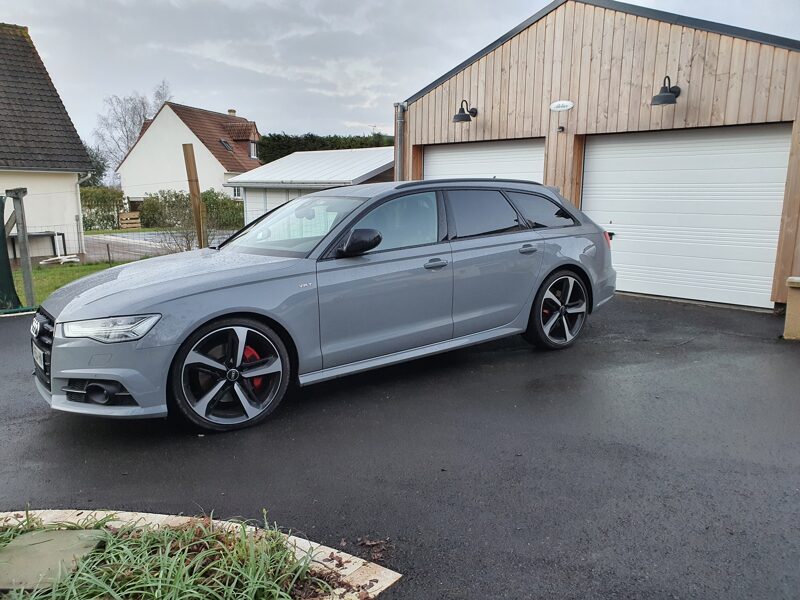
[523,270,589,350]
[170,317,291,431]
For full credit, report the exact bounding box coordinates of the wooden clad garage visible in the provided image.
[395,0,800,306]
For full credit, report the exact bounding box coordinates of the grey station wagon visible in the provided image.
[31,179,616,431]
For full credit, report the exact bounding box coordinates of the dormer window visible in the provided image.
[220,139,233,152]
[250,141,258,159]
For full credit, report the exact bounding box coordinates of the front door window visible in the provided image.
[353,191,439,252]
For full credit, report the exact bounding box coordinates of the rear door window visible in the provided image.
[505,191,577,228]
[446,190,521,239]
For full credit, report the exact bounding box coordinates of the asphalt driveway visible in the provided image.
[1,296,799,599]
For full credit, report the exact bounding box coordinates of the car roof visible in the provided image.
[310,178,548,198]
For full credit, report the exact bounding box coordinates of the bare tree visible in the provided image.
[151,79,172,112]
[94,80,172,173]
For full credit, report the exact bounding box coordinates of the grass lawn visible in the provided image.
[0,513,338,599]
[13,262,121,306]
[84,227,163,235]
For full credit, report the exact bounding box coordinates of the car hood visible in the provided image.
[42,249,303,322]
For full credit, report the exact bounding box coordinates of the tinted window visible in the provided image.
[354,191,438,252]
[506,192,577,228]
[447,190,521,238]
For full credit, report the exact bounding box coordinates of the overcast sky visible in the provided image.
[2,0,798,142]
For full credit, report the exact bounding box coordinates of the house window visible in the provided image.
[233,186,242,198]
[220,139,233,151]
[250,141,258,159]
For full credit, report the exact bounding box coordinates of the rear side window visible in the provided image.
[447,190,521,238]
[506,191,577,228]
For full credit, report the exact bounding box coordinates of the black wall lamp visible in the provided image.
[453,99,478,123]
[651,75,681,106]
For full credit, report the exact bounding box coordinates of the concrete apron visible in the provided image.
[0,509,402,599]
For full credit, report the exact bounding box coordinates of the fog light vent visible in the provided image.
[63,379,137,406]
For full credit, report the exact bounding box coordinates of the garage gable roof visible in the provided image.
[227,146,394,188]
[405,0,800,104]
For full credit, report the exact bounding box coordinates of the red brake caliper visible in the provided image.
[242,346,265,391]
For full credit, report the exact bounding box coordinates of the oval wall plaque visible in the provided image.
[549,100,575,112]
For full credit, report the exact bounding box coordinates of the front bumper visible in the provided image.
[32,322,177,419]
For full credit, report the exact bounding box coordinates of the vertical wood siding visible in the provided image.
[403,1,798,186]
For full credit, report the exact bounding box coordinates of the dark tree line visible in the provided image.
[258,132,393,164]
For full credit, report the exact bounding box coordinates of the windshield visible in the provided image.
[224,195,366,257]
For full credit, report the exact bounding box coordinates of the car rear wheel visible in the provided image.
[523,270,589,350]
[170,317,291,432]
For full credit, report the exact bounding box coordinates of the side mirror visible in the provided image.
[338,228,382,257]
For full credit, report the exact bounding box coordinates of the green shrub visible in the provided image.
[139,195,166,228]
[140,190,188,228]
[202,188,244,230]
[80,186,124,230]
[139,189,244,250]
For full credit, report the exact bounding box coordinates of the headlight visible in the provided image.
[62,314,160,343]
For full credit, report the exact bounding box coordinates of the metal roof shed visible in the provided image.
[226,147,394,223]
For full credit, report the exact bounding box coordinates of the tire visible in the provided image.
[523,270,589,350]
[169,317,292,432]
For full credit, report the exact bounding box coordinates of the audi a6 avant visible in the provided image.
[30,179,615,431]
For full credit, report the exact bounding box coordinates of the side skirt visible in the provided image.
[298,325,525,386]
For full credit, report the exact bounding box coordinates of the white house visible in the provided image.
[226,146,394,224]
[1,23,92,259]
[117,102,261,206]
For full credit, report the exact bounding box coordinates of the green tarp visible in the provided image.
[0,196,22,310]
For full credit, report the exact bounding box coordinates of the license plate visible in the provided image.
[32,342,45,371]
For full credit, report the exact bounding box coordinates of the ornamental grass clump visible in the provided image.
[0,512,336,600]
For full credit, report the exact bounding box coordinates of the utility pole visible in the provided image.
[6,188,34,306]
[182,144,207,249]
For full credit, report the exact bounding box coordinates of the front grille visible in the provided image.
[31,309,54,390]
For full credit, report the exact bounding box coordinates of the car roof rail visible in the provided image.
[395,178,542,189]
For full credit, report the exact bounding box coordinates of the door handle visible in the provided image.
[423,258,448,270]
[519,244,538,255]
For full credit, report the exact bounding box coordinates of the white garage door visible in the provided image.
[582,124,792,308]
[424,139,545,181]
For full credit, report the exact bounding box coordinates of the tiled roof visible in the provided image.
[224,122,255,141]
[0,23,91,172]
[139,119,153,137]
[166,102,261,173]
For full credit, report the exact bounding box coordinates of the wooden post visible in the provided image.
[6,187,34,306]
[182,143,206,248]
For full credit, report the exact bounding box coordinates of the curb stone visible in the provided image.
[0,509,402,599]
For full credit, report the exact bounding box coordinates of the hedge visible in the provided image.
[139,189,244,231]
[81,187,124,230]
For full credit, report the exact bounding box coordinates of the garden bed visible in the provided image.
[0,510,400,599]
